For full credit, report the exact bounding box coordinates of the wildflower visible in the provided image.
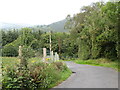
[31,60,36,63]
[46,58,50,61]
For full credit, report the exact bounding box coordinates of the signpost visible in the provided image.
[43,48,46,62]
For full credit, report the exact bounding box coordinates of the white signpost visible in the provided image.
[19,46,23,64]
[43,48,46,62]
[51,51,54,62]
[54,52,59,61]
[19,46,22,58]
[56,53,59,61]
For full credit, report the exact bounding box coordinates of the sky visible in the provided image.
[0,0,108,25]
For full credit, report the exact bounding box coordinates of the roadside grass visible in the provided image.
[74,58,119,71]
[49,67,72,88]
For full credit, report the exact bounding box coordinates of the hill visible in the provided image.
[30,19,68,32]
[0,19,69,32]
[48,19,68,32]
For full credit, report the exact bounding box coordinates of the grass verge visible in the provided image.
[74,58,119,72]
[49,66,72,88]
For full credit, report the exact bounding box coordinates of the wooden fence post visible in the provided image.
[19,46,27,67]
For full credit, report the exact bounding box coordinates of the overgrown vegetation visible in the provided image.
[2,57,71,89]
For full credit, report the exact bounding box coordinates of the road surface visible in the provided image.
[53,61,118,88]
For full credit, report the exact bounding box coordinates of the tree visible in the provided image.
[65,1,118,60]
[2,29,19,46]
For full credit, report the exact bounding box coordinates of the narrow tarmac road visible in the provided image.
[54,61,118,88]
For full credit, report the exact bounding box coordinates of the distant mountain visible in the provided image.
[31,19,68,32]
[0,19,69,32]
[47,19,68,32]
[0,22,33,30]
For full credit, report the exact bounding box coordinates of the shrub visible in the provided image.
[21,45,35,59]
[19,45,35,68]
[52,61,68,72]
[2,66,31,89]
[2,44,18,57]
[2,61,70,89]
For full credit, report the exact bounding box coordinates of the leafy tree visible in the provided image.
[65,1,118,60]
[2,29,19,46]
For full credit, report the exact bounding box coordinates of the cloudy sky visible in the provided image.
[0,0,108,25]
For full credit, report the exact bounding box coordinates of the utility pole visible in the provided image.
[58,37,61,54]
[49,31,52,53]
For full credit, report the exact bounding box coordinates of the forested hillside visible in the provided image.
[2,28,74,58]
[48,19,68,32]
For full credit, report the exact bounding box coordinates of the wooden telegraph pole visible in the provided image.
[49,31,52,53]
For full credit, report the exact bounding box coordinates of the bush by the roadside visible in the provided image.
[2,61,71,89]
[52,61,68,72]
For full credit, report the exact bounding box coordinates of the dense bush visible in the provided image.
[21,46,35,59]
[2,61,70,89]
[2,44,18,57]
